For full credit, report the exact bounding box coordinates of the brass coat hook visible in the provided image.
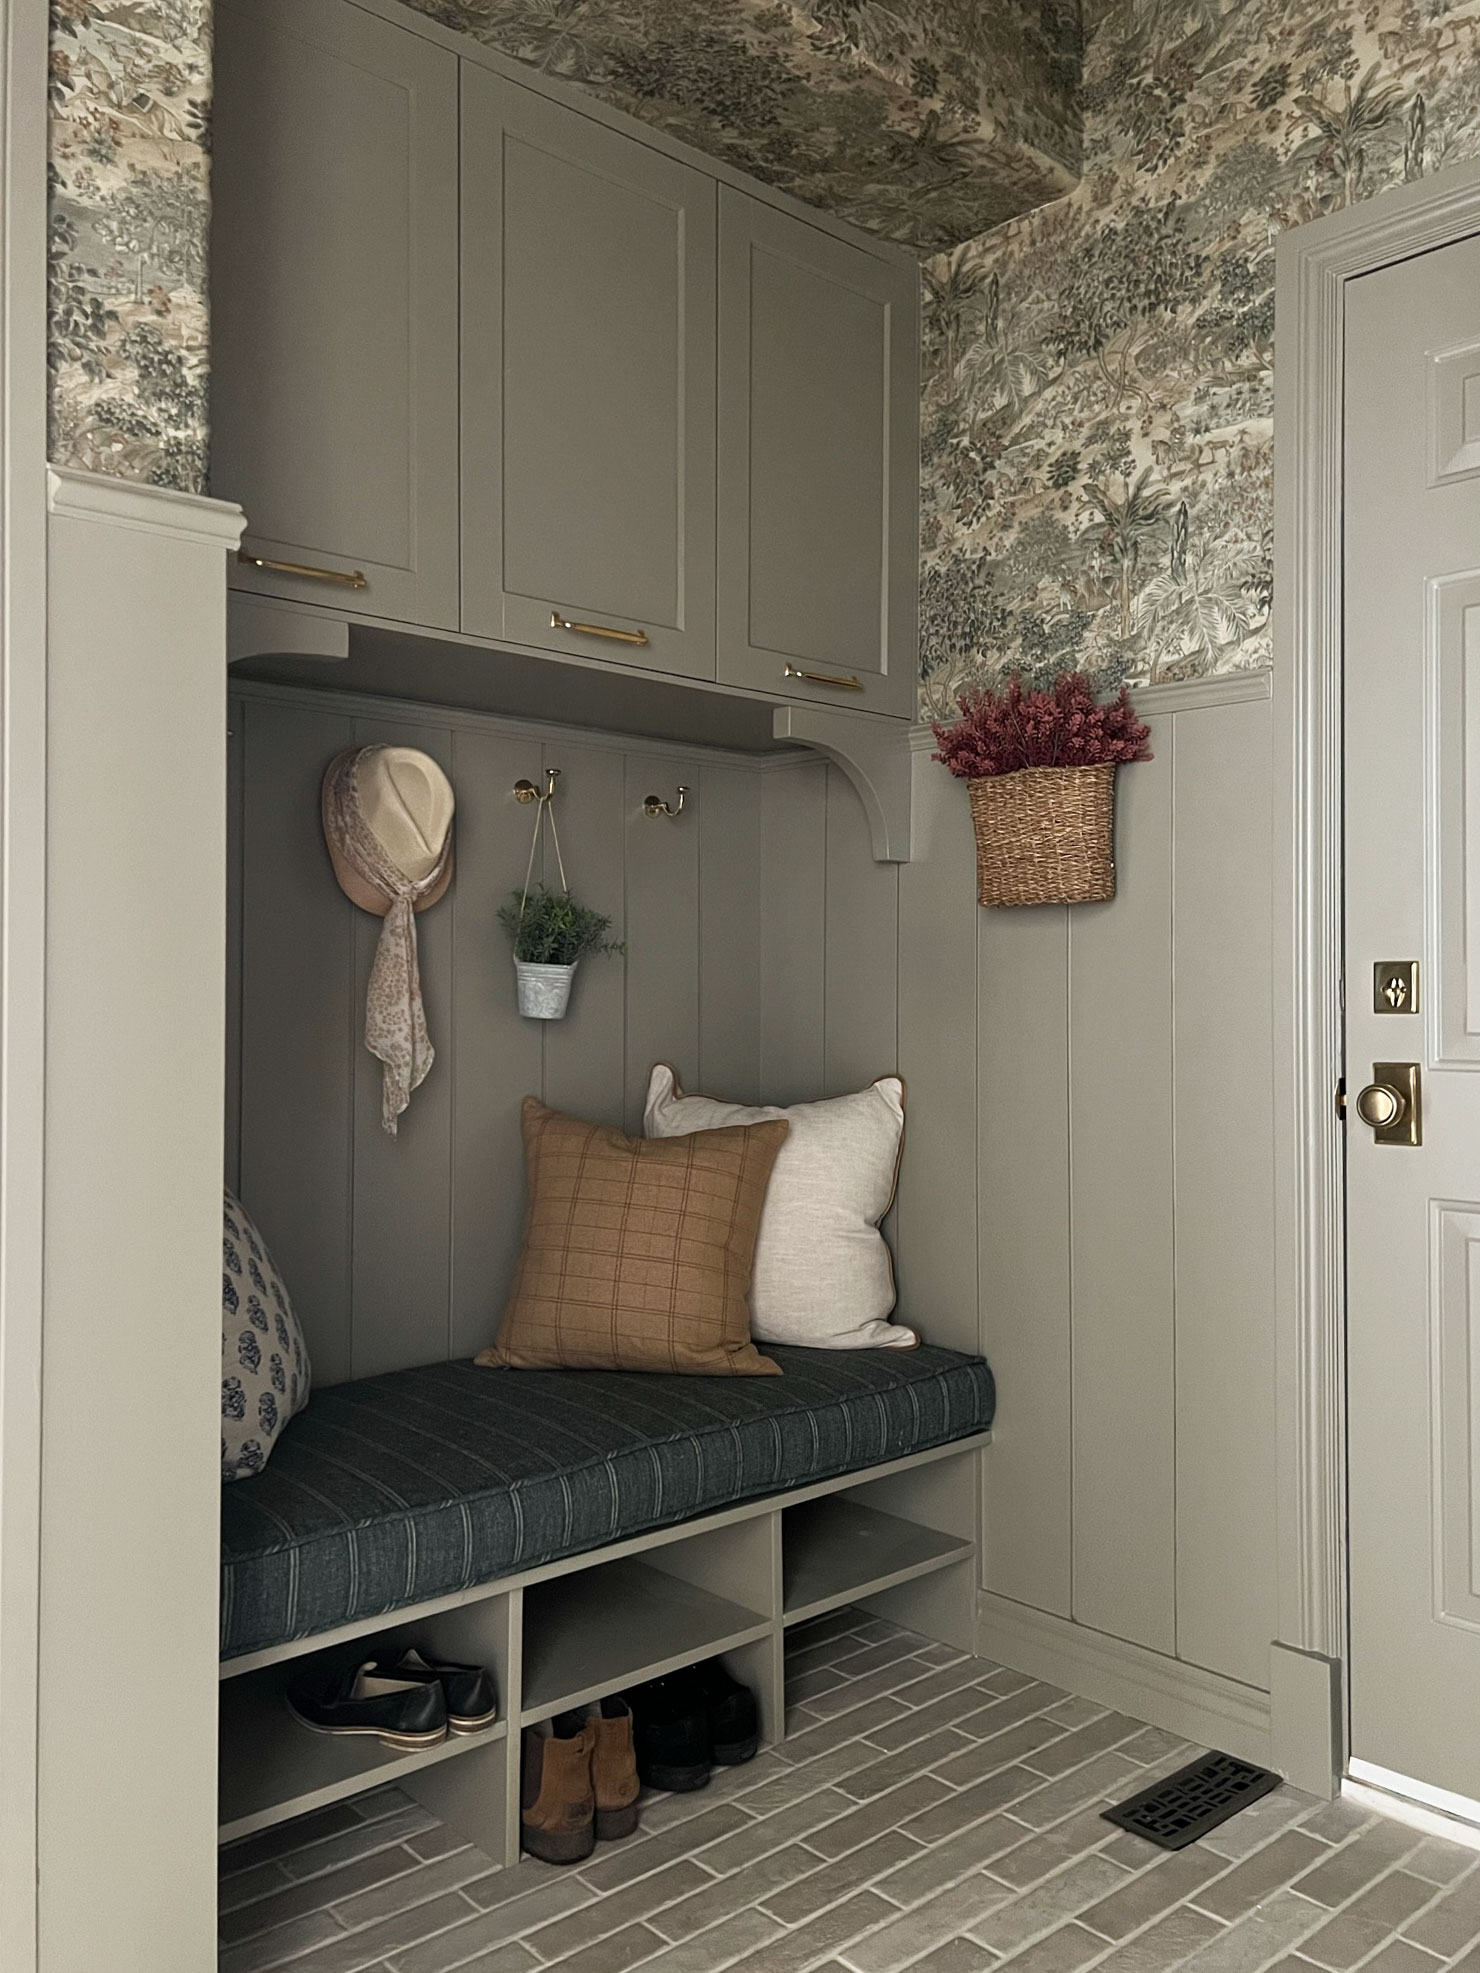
[643,785,688,818]
[513,767,561,805]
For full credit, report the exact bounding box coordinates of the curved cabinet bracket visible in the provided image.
[227,593,350,667]
[772,705,913,862]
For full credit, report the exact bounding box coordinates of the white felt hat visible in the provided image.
[322,745,455,916]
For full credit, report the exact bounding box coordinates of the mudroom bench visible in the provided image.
[219,1343,994,1865]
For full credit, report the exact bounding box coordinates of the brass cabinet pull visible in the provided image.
[551,610,649,647]
[783,663,864,691]
[237,550,368,590]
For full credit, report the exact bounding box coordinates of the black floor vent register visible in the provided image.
[1102,1752,1282,1851]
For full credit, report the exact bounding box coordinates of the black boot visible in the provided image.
[624,1672,711,1792]
[694,1659,759,1765]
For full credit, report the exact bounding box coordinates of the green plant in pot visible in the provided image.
[499,884,624,1019]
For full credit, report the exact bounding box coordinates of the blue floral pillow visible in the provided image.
[222,1189,311,1482]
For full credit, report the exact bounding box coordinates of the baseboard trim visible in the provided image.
[978,1593,1273,1768]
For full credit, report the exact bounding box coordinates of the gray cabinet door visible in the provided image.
[462,69,717,680]
[717,192,919,720]
[212,0,459,629]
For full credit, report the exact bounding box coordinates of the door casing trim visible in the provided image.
[1275,155,1480,1784]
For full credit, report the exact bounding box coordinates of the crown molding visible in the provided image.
[46,466,245,550]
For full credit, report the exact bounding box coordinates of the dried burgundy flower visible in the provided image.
[931,672,1153,780]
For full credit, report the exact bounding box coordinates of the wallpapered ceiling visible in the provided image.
[919,0,1480,706]
[48,0,210,491]
[397,0,1082,252]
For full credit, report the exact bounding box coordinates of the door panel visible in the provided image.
[1346,233,1480,1802]
[461,70,717,679]
[1433,1204,1480,1633]
[212,0,459,628]
[1432,577,1480,1065]
[717,192,918,718]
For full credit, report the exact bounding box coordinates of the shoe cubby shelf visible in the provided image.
[521,1556,771,1726]
[218,1433,986,1871]
[781,1496,975,1625]
[218,1664,507,1844]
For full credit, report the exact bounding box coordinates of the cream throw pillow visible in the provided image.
[644,1065,915,1350]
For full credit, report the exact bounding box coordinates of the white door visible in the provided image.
[1347,231,1480,1804]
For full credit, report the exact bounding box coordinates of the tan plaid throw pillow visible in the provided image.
[477,1098,787,1375]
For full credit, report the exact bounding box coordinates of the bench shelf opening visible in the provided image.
[781,1495,974,1625]
[218,1662,507,1845]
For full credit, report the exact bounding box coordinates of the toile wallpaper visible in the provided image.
[48,0,211,491]
[44,0,1480,713]
[920,0,1480,707]
[395,0,1082,252]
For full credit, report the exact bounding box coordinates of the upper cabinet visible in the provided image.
[461,71,717,680]
[717,194,920,720]
[211,0,919,716]
[212,0,460,629]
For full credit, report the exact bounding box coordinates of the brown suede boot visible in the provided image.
[520,1714,596,1863]
[592,1696,640,1841]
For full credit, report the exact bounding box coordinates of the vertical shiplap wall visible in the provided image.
[228,686,905,1386]
[229,688,773,1382]
[232,675,1275,1699]
[899,685,1277,1698]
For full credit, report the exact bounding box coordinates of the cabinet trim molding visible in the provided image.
[47,466,245,549]
[231,676,798,773]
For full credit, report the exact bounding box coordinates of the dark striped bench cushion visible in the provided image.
[220,1343,994,1660]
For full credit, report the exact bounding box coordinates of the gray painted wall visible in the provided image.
[229,676,1274,1702]
[226,685,908,1383]
[897,687,1277,1698]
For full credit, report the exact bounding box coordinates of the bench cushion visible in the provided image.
[220,1342,994,1660]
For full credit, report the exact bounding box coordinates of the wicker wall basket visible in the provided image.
[968,762,1117,908]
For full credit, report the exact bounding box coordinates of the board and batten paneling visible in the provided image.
[1070,718,1177,1656]
[229,689,904,1383]
[975,871,1072,1619]
[895,756,980,1364]
[899,686,1277,1696]
[1171,701,1276,1692]
[757,755,903,1119]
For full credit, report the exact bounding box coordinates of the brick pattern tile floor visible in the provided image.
[218,1613,1480,1973]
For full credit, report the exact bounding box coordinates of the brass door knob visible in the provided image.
[1353,1062,1422,1144]
[1356,1081,1407,1128]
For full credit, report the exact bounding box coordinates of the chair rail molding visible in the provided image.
[1274,152,1480,1789]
